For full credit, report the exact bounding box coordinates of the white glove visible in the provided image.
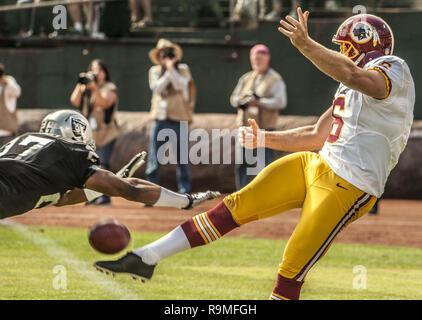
[183,191,222,210]
[116,151,147,178]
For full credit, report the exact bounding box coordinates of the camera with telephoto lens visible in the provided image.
[78,71,97,85]
[238,92,260,110]
[162,47,176,59]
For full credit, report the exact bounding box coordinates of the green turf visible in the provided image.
[0,224,421,300]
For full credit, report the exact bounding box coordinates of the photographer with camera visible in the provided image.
[70,59,119,205]
[0,62,21,147]
[230,44,287,189]
[146,39,196,195]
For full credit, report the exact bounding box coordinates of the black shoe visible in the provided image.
[368,200,379,215]
[94,252,156,282]
[85,199,96,206]
[368,206,378,214]
[183,191,221,210]
[94,195,111,206]
[85,195,111,206]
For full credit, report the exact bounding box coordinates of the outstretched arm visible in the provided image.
[239,106,333,152]
[85,170,162,204]
[56,170,220,210]
[278,8,388,99]
[55,170,161,207]
[55,172,161,207]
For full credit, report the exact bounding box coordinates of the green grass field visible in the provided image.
[0,223,421,300]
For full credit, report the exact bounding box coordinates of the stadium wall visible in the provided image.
[0,10,420,118]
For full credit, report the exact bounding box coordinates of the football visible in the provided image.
[88,219,131,254]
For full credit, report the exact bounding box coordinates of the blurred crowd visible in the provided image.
[0,0,418,38]
[0,38,287,205]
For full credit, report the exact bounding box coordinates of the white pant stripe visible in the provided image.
[201,213,219,240]
[194,215,213,243]
[296,193,371,282]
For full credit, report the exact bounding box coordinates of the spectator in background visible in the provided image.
[146,39,195,195]
[230,44,287,189]
[231,0,265,27]
[128,0,153,30]
[67,1,105,38]
[70,59,119,206]
[264,0,302,21]
[0,62,21,147]
[16,0,41,37]
[191,0,227,28]
[264,0,282,21]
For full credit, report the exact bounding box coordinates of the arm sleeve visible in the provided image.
[149,67,170,94]
[5,76,21,98]
[364,57,404,100]
[230,74,247,108]
[64,143,101,188]
[166,66,191,92]
[258,80,287,110]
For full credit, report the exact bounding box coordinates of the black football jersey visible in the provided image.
[0,132,100,219]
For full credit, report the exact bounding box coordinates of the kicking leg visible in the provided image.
[93,152,309,281]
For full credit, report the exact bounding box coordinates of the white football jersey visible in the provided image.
[320,55,415,198]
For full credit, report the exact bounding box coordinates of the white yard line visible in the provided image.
[0,220,142,300]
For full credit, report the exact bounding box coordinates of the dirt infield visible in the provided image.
[8,197,422,248]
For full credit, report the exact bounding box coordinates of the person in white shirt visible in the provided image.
[145,39,195,194]
[0,63,21,147]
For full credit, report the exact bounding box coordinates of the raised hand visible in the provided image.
[278,7,310,51]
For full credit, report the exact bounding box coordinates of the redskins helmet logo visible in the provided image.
[350,21,373,44]
[71,117,87,139]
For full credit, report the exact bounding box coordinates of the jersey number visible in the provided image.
[327,96,346,144]
[0,135,54,160]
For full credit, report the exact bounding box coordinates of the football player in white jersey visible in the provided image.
[94,9,415,300]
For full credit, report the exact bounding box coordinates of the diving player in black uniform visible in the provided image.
[0,110,220,219]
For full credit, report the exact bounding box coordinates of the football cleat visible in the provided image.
[116,151,147,178]
[368,200,379,215]
[183,191,221,210]
[93,252,155,282]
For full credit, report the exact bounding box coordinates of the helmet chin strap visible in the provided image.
[354,53,366,67]
[357,51,385,68]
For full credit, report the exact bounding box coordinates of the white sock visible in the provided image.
[154,188,189,209]
[133,226,190,265]
[74,22,83,32]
